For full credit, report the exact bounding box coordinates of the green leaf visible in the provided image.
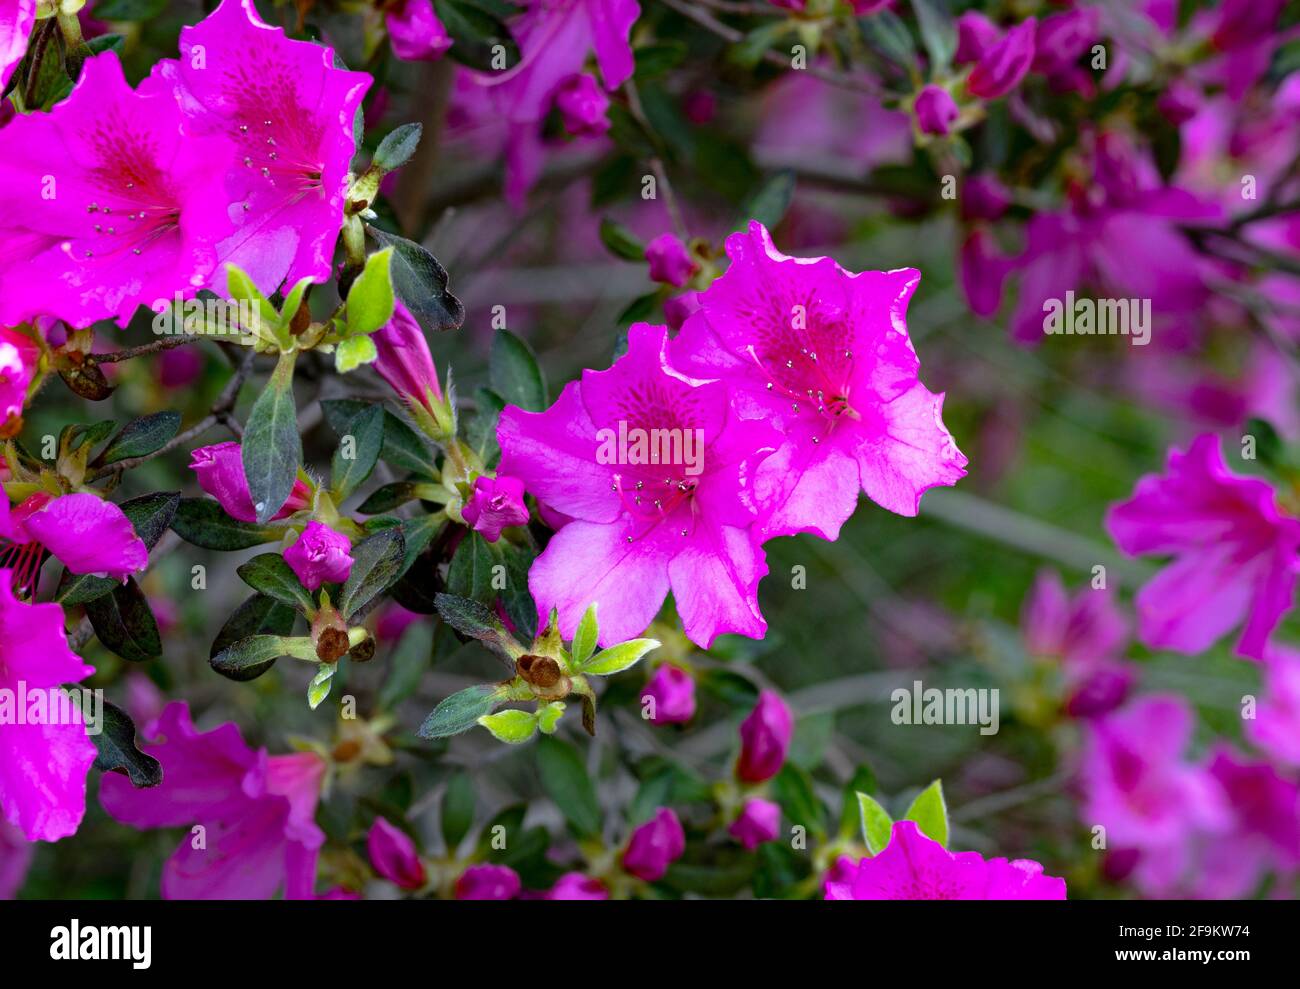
[773,763,822,840]
[537,736,601,838]
[859,7,917,69]
[418,683,507,739]
[434,0,520,72]
[210,634,317,680]
[89,698,163,787]
[95,411,181,465]
[739,170,796,232]
[433,592,524,658]
[478,709,538,744]
[903,779,948,847]
[467,387,506,465]
[911,0,957,72]
[570,604,598,669]
[441,772,476,851]
[170,497,287,550]
[379,621,433,710]
[339,527,406,619]
[242,350,302,523]
[366,226,465,332]
[335,334,378,373]
[345,248,395,336]
[236,553,316,613]
[729,20,792,69]
[225,264,279,332]
[210,594,298,681]
[55,492,178,605]
[357,481,420,514]
[446,531,496,604]
[536,701,566,734]
[599,217,646,261]
[308,663,336,710]
[83,579,161,663]
[633,41,688,80]
[93,0,166,21]
[279,277,314,330]
[372,122,423,173]
[322,398,437,477]
[331,404,384,501]
[490,329,546,412]
[581,637,658,676]
[856,791,894,854]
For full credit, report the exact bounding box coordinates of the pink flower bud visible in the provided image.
[664,290,700,331]
[462,475,530,543]
[1031,9,1099,75]
[914,85,959,136]
[641,665,696,724]
[622,807,685,881]
[368,817,427,890]
[554,73,611,138]
[190,441,311,523]
[736,690,792,783]
[386,0,453,61]
[955,11,1001,64]
[455,863,521,900]
[547,872,609,900]
[372,302,442,412]
[961,174,1011,222]
[967,19,1036,99]
[728,798,781,850]
[958,228,1013,318]
[1211,0,1285,51]
[645,232,697,288]
[284,521,354,591]
[1156,78,1201,125]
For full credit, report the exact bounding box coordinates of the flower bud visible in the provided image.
[1156,79,1201,126]
[645,233,697,288]
[958,228,1013,318]
[622,807,685,882]
[368,817,427,890]
[960,174,1011,222]
[1031,9,1099,75]
[547,872,609,900]
[455,863,520,900]
[967,19,1036,99]
[736,689,792,783]
[554,73,611,138]
[372,302,443,413]
[727,798,781,850]
[462,475,530,543]
[641,665,696,724]
[190,441,311,523]
[386,0,453,62]
[285,521,354,591]
[914,85,959,136]
[954,11,1000,64]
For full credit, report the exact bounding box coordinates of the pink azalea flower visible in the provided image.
[554,73,611,137]
[461,475,530,543]
[474,0,640,125]
[368,817,427,891]
[1080,696,1230,856]
[190,441,312,524]
[1248,645,1300,768]
[0,52,235,327]
[640,664,695,724]
[825,821,1066,899]
[914,85,958,136]
[0,326,39,430]
[728,798,780,850]
[100,701,327,899]
[645,232,696,288]
[622,807,685,882]
[497,322,779,648]
[145,0,371,293]
[954,11,1000,64]
[672,221,967,542]
[373,302,444,413]
[0,818,33,899]
[0,492,148,592]
[736,689,792,783]
[0,0,34,91]
[386,0,453,61]
[0,570,98,842]
[455,863,520,900]
[1106,434,1300,660]
[547,871,609,899]
[966,19,1036,99]
[284,521,353,591]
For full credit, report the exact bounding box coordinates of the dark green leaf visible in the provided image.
[357,481,421,514]
[441,773,476,851]
[210,593,299,681]
[210,634,315,681]
[322,398,438,477]
[90,698,162,788]
[633,41,688,80]
[367,226,465,332]
[242,351,302,523]
[339,527,406,619]
[331,404,385,501]
[434,0,520,72]
[92,0,166,20]
[599,217,646,261]
[373,122,423,173]
[236,553,315,613]
[95,411,181,466]
[490,329,546,412]
[739,170,796,232]
[537,736,601,838]
[170,498,286,550]
[447,531,496,604]
[434,592,522,657]
[84,578,161,663]
[417,683,505,739]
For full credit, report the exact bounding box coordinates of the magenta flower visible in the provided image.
[736,689,792,783]
[1080,696,1229,854]
[368,817,427,891]
[1106,434,1300,661]
[1248,646,1300,768]
[825,821,1066,900]
[146,0,371,293]
[0,818,33,899]
[728,798,780,851]
[0,327,39,430]
[455,863,520,900]
[622,807,685,882]
[554,73,611,137]
[966,18,1036,99]
[0,492,148,592]
[957,227,1013,318]
[645,232,696,288]
[190,441,312,524]
[475,0,639,125]
[914,85,958,136]
[386,0,453,61]
[673,221,967,543]
[641,664,696,724]
[498,322,779,648]
[462,476,530,544]
[1031,8,1100,77]
[0,0,34,91]
[284,521,354,591]
[0,570,97,842]
[954,11,1000,64]
[372,302,443,412]
[960,174,1011,222]
[547,872,609,899]
[0,52,235,328]
[100,702,327,899]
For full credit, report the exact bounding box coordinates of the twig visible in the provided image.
[624,79,689,241]
[89,335,205,365]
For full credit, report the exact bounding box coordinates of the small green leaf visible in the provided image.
[478,709,538,744]
[433,592,524,658]
[418,683,507,739]
[373,122,423,172]
[903,779,948,847]
[225,263,279,331]
[242,350,301,523]
[279,277,314,330]
[490,329,547,412]
[739,170,796,233]
[338,527,406,619]
[89,698,163,787]
[210,594,299,681]
[581,637,659,676]
[335,334,378,373]
[857,791,894,854]
[331,404,384,500]
[537,701,566,735]
[170,498,287,550]
[308,663,336,710]
[537,736,601,838]
[95,411,181,465]
[210,634,316,680]
[599,217,646,261]
[345,248,396,337]
[911,0,957,72]
[441,772,476,851]
[446,531,496,604]
[236,553,315,613]
[571,604,599,669]
[434,0,520,73]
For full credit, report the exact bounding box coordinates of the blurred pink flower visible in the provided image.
[368,817,427,890]
[914,85,958,136]
[641,664,695,724]
[645,232,696,288]
[736,689,792,783]
[622,807,684,881]
[967,19,1036,99]
[728,798,780,850]
[455,863,520,899]
[386,0,452,61]
[0,818,32,899]
[547,872,609,899]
